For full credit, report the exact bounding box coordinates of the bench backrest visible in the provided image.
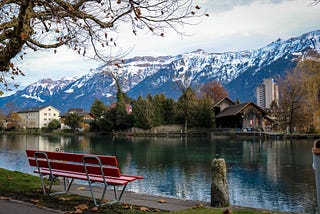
[26,150,121,177]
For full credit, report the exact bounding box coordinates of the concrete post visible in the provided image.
[211,158,229,207]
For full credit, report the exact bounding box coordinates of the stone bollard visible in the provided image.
[211,157,229,207]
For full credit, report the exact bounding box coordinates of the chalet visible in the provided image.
[213,97,272,131]
[17,106,60,129]
[60,108,96,131]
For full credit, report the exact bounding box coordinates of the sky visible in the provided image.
[6,0,320,95]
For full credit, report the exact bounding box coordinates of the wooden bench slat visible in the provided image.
[26,150,118,166]
[34,169,128,185]
[28,159,121,177]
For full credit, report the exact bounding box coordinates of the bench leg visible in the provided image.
[87,180,107,207]
[49,177,74,196]
[38,173,55,195]
[112,184,127,204]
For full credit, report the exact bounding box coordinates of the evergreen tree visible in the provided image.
[177,87,198,131]
[114,79,132,130]
[152,94,167,126]
[193,95,215,128]
[163,98,177,124]
[132,96,151,129]
[90,99,106,118]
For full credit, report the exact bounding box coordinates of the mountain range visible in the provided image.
[1,30,320,113]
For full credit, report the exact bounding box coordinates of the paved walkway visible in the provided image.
[0,199,62,214]
[1,183,210,213]
[53,183,209,211]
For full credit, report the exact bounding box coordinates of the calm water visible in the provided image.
[0,134,317,213]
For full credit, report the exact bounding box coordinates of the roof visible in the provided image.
[17,105,60,113]
[212,97,235,108]
[215,102,267,118]
[60,112,96,119]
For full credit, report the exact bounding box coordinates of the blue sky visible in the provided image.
[7,0,320,95]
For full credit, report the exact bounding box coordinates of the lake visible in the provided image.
[0,134,317,213]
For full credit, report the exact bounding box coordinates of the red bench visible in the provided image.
[26,149,143,206]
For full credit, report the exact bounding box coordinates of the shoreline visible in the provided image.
[1,130,320,140]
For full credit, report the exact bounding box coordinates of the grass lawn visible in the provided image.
[0,168,290,213]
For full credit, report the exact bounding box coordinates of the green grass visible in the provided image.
[172,208,287,214]
[0,168,42,194]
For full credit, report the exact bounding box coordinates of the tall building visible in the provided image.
[256,78,279,109]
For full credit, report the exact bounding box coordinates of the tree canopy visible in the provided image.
[0,0,206,91]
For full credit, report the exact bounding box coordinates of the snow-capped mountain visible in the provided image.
[1,30,319,113]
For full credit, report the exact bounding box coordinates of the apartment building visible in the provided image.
[256,78,279,109]
[17,105,60,128]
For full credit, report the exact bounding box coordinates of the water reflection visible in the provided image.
[0,134,317,213]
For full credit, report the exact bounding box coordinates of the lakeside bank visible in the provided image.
[0,168,295,214]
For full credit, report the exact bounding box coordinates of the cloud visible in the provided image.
[12,47,100,89]
[3,0,320,96]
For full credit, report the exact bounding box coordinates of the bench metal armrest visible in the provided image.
[82,155,108,206]
[34,151,52,176]
[82,155,105,179]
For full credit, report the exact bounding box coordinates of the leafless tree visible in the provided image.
[199,80,228,103]
[0,0,206,91]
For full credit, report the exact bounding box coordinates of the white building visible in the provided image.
[17,106,60,128]
[256,78,279,109]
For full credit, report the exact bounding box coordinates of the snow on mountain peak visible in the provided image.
[1,30,320,113]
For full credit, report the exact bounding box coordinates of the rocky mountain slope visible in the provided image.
[1,30,319,113]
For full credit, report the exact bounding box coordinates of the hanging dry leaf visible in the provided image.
[20,32,27,40]
[135,8,141,16]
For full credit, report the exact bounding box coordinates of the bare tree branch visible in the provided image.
[0,0,206,91]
